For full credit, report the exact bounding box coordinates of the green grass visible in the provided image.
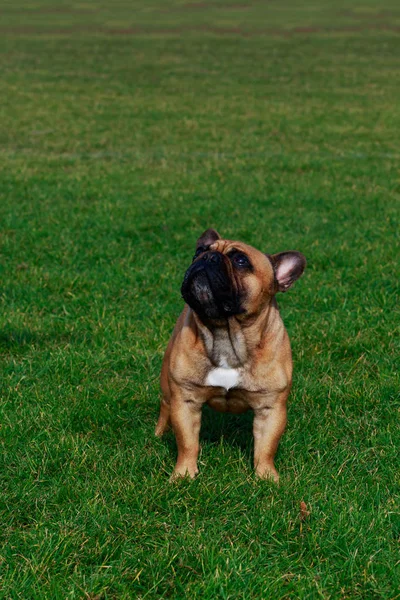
[0,1,399,598]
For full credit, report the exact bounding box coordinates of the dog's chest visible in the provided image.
[205,354,242,390]
[203,328,246,391]
[206,365,240,390]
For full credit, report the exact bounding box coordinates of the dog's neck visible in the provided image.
[192,299,283,368]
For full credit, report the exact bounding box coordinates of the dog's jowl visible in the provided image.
[155,229,306,481]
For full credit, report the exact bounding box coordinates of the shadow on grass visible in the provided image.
[0,327,92,354]
[161,404,254,459]
[0,328,42,351]
[201,404,253,451]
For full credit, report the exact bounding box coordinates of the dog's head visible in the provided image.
[181,229,306,322]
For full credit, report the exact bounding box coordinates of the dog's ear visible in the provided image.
[196,228,221,250]
[268,251,306,292]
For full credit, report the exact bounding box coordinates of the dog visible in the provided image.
[155,229,306,481]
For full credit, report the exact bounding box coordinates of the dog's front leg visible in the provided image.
[170,391,202,480]
[253,396,288,482]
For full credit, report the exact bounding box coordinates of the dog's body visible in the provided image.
[156,229,306,481]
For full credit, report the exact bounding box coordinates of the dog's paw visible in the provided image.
[170,464,199,482]
[155,423,168,437]
[255,465,280,483]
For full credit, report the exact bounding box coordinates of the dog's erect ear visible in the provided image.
[268,251,306,292]
[196,228,221,250]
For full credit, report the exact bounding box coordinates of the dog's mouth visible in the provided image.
[181,261,243,320]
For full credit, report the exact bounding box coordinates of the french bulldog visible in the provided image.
[156,229,306,481]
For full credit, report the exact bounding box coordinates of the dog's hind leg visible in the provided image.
[155,399,171,436]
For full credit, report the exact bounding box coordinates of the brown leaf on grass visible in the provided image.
[16,262,29,271]
[300,501,311,521]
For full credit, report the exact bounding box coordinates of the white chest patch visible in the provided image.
[205,367,240,390]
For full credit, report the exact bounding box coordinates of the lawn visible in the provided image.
[0,0,399,598]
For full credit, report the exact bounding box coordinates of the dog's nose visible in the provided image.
[202,251,222,264]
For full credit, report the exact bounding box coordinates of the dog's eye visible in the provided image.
[232,253,250,268]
